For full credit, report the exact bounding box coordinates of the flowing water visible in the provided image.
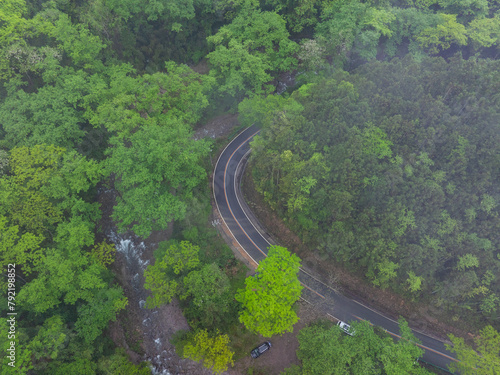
[98,186,204,374]
[108,230,173,375]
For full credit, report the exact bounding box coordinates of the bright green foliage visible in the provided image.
[238,93,304,129]
[395,209,416,237]
[183,329,234,374]
[0,0,27,46]
[55,216,96,255]
[93,63,211,236]
[75,288,128,344]
[417,14,468,54]
[182,263,231,328]
[160,240,201,275]
[49,358,97,375]
[52,13,105,70]
[446,326,500,375]
[280,365,303,375]
[0,141,124,370]
[91,241,116,267]
[406,272,423,293]
[372,259,400,289]
[0,215,43,275]
[207,8,298,99]
[0,67,104,149]
[0,0,499,371]
[362,123,393,159]
[380,319,428,374]
[1,145,102,236]
[106,121,210,236]
[2,145,64,235]
[480,294,500,314]
[296,319,428,374]
[362,8,396,39]
[144,241,200,308]
[17,250,107,313]
[467,16,500,49]
[236,245,302,337]
[456,254,479,271]
[144,268,178,309]
[0,0,56,80]
[92,62,211,139]
[479,194,496,214]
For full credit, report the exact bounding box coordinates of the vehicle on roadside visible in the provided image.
[337,320,355,336]
[251,341,272,358]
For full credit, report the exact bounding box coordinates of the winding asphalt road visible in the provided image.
[213,125,458,373]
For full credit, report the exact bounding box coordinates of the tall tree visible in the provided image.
[236,245,302,337]
[92,63,212,236]
[207,7,298,99]
[295,319,428,374]
[183,329,234,374]
[181,263,232,328]
[416,14,468,54]
[144,241,200,308]
[446,326,500,375]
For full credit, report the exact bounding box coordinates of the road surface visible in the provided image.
[213,125,457,373]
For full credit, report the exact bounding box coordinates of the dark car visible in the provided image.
[251,341,272,358]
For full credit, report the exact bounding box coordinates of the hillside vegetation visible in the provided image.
[1,0,499,372]
[245,55,500,324]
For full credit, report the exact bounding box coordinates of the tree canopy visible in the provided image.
[2,0,500,371]
[144,240,201,308]
[446,325,500,375]
[247,55,500,323]
[236,245,303,337]
[292,318,429,375]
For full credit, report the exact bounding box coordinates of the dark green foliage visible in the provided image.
[182,263,232,329]
[249,55,500,322]
[2,0,500,372]
[207,7,298,101]
[97,348,152,375]
[292,318,429,374]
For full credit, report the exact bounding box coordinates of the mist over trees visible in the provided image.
[246,55,500,323]
[1,0,500,372]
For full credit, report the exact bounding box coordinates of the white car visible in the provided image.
[337,321,355,336]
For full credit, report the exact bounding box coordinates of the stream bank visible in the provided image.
[97,186,211,375]
[96,114,241,374]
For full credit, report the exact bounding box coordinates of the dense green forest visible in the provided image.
[282,319,428,375]
[1,0,500,372]
[245,55,500,324]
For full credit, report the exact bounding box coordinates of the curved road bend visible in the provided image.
[213,125,458,372]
